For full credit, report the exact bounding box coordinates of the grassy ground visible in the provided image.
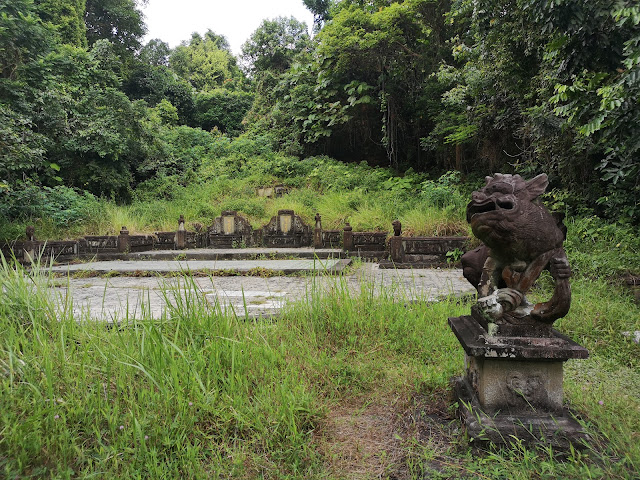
[1,257,638,479]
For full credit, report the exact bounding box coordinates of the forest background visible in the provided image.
[1,0,638,238]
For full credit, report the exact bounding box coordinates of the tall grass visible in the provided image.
[80,185,468,238]
[0,262,320,477]
[2,155,471,240]
[1,257,639,478]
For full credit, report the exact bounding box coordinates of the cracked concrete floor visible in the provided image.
[49,263,475,322]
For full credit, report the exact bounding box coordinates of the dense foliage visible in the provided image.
[0,0,637,225]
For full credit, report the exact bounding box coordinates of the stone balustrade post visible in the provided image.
[313,213,323,249]
[389,220,404,263]
[23,225,36,262]
[176,215,186,249]
[343,222,353,252]
[118,226,130,253]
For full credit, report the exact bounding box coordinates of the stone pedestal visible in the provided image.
[118,227,130,253]
[448,314,589,447]
[343,223,353,252]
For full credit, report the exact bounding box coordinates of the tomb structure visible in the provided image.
[261,210,312,247]
[208,210,255,248]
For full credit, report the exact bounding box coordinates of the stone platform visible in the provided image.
[47,263,475,321]
[128,247,344,261]
[49,258,350,275]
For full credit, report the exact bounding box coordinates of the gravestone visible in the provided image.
[208,211,254,248]
[261,210,311,247]
[449,173,589,447]
[256,184,288,198]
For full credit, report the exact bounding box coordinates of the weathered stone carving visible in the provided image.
[463,173,571,335]
[449,173,589,447]
[209,211,254,248]
[392,220,402,236]
[261,210,311,247]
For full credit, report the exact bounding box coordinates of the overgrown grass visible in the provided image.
[1,154,470,240]
[1,257,638,478]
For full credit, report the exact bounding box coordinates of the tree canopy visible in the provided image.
[241,16,311,75]
[0,0,637,223]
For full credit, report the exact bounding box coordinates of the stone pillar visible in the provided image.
[389,220,403,262]
[176,215,186,249]
[343,223,353,252]
[118,226,130,253]
[23,225,36,262]
[314,213,323,249]
[389,236,404,263]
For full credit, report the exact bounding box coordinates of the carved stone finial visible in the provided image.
[392,220,402,236]
[462,173,570,334]
[120,226,129,235]
[26,225,35,241]
[344,222,352,232]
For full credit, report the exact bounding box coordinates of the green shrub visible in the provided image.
[565,216,640,277]
[0,181,103,227]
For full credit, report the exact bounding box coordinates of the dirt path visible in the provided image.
[319,395,404,479]
[316,392,461,480]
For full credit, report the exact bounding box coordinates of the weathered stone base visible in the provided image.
[448,315,590,448]
[454,376,590,448]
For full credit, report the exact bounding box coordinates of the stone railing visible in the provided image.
[387,235,470,267]
[0,218,204,263]
[342,223,388,260]
[1,216,470,266]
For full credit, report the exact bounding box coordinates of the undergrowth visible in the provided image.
[1,256,638,478]
[0,147,470,240]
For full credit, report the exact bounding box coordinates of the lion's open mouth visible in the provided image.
[468,201,496,219]
[468,199,515,221]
